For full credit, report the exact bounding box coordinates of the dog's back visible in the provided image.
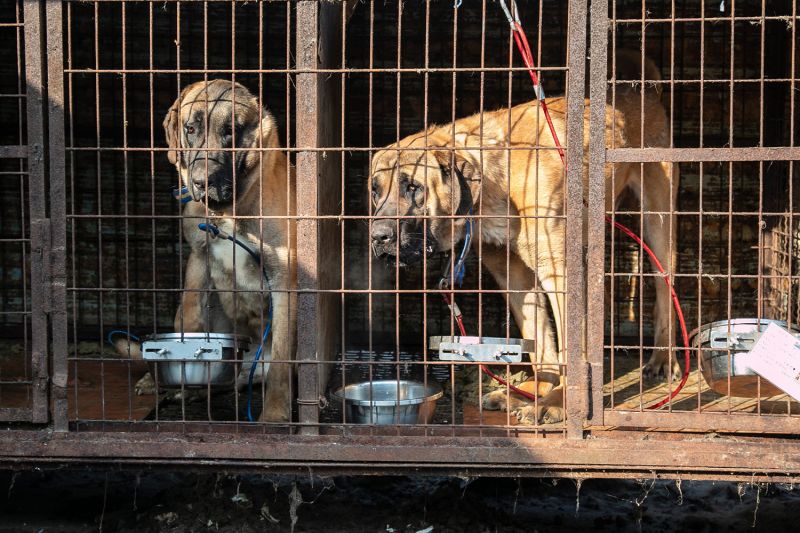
[607,49,670,149]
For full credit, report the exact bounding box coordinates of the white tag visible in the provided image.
[740,323,800,401]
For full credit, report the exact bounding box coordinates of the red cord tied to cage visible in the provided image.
[444,0,691,409]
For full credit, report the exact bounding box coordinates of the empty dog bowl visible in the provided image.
[690,318,799,397]
[141,333,250,389]
[332,380,443,424]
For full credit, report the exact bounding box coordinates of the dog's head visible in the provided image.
[369,134,482,266]
[163,79,279,210]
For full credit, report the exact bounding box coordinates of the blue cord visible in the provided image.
[172,186,192,204]
[246,310,272,422]
[198,222,272,422]
[106,329,140,346]
[197,222,220,237]
[453,214,473,287]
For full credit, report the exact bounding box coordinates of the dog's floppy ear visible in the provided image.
[433,147,482,182]
[163,94,182,166]
[433,148,482,214]
[254,111,280,149]
[163,85,195,166]
[243,108,281,172]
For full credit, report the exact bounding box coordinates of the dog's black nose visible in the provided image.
[371,221,395,245]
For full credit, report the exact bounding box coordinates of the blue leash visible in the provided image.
[453,216,472,287]
[440,213,473,290]
[198,222,273,422]
[172,185,192,204]
[106,329,140,347]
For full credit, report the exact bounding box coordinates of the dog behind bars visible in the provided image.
[116,80,297,422]
[368,51,678,424]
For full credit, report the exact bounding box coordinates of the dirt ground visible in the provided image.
[1,469,799,532]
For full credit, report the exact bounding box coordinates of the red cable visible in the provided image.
[443,16,691,409]
[512,22,566,167]
[607,217,690,408]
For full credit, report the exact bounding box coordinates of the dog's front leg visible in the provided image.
[259,285,296,423]
[478,247,559,415]
[126,250,213,397]
[514,216,567,424]
[174,250,212,333]
[640,162,681,382]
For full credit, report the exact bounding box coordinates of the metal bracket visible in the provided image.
[430,336,533,363]
[142,339,224,361]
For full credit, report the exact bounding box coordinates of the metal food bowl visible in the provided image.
[141,333,250,389]
[690,319,799,397]
[332,380,443,425]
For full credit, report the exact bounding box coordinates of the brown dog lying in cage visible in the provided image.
[116,80,296,422]
[369,52,678,424]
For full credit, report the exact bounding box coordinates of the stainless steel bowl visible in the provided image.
[690,319,798,397]
[332,380,443,424]
[141,333,250,389]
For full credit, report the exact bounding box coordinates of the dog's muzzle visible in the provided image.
[370,219,436,266]
[193,178,233,203]
[189,158,235,204]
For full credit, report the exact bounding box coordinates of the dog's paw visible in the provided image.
[259,406,290,423]
[642,349,681,382]
[481,389,507,411]
[512,405,565,425]
[134,372,156,396]
[168,389,205,403]
[481,389,526,412]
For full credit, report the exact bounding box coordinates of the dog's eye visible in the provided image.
[405,182,424,205]
[406,183,422,195]
[185,125,195,135]
[222,125,233,139]
[371,184,379,202]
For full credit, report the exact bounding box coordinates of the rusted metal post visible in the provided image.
[295,0,321,435]
[586,0,608,427]
[565,0,588,439]
[295,1,342,435]
[45,0,68,431]
[23,0,50,424]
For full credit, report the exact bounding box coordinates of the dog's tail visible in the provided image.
[610,48,662,99]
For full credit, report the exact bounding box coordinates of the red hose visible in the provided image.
[511,22,566,168]
[606,218,691,408]
[445,15,691,409]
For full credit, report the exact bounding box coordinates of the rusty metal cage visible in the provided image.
[2,0,800,481]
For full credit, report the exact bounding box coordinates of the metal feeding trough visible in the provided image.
[691,319,800,398]
[428,336,535,363]
[141,333,250,389]
[333,380,443,425]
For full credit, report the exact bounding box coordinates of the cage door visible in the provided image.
[0,0,56,424]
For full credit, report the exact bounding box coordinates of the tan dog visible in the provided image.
[117,80,296,422]
[369,54,677,424]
